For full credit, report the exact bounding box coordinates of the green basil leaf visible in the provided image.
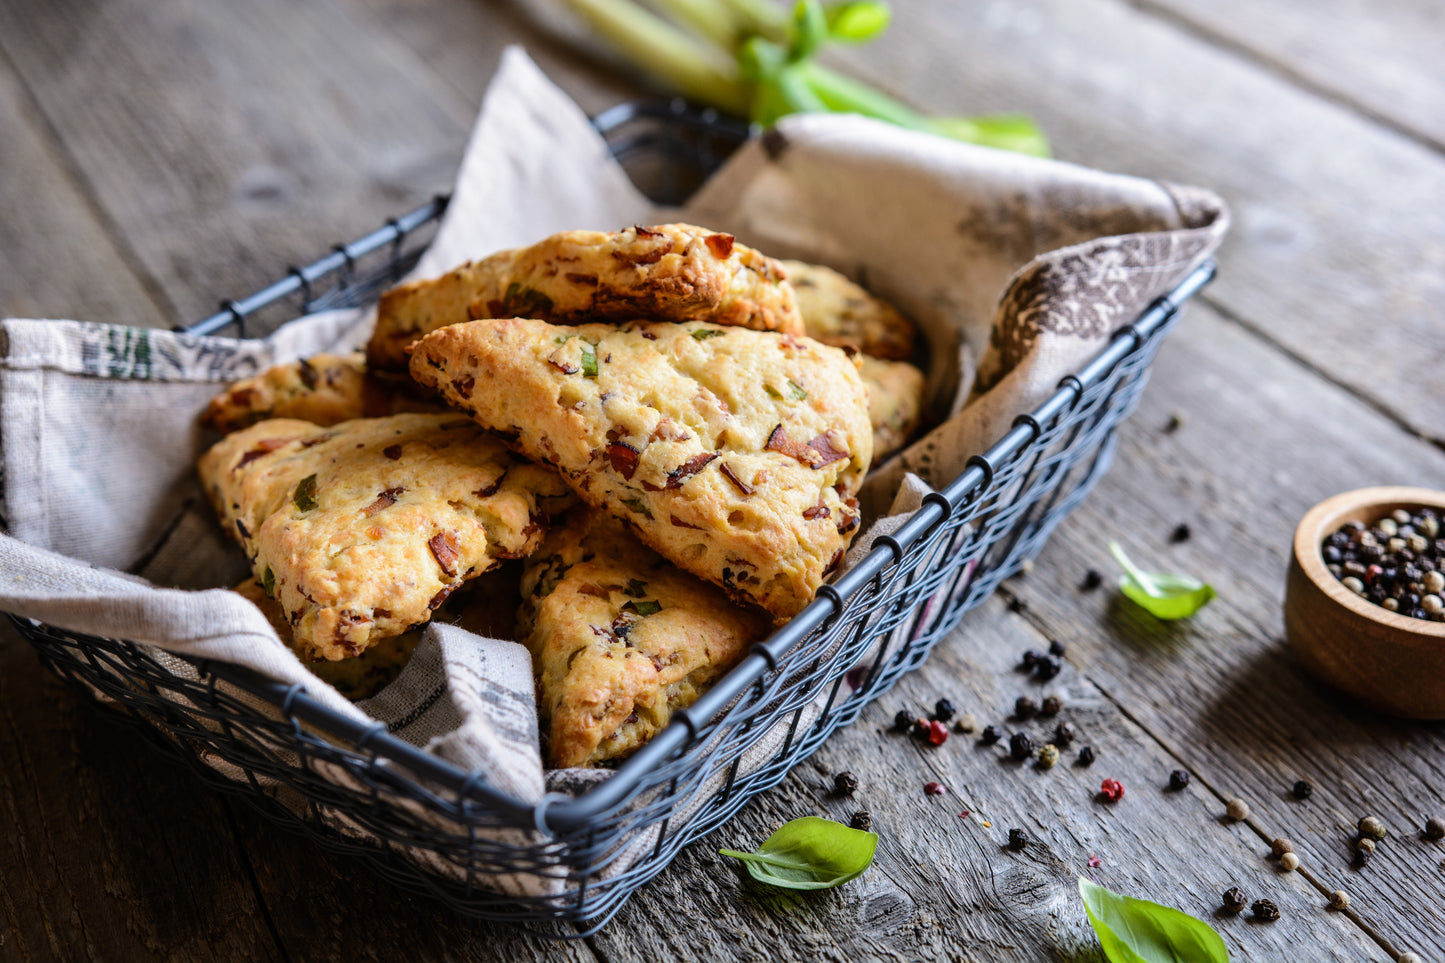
[720,816,877,890]
[580,345,598,378]
[293,474,318,512]
[824,1,890,43]
[1109,541,1215,620]
[1079,878,1229,963]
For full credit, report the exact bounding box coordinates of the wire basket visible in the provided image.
[11,100,1215,931]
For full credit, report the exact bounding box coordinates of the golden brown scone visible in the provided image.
[201,352,446,434]
[368,224,803,369]
[197,413,573,661]
[784,260,916,361]
[860,355,926,460]
[518,509,767,769]
[235,576,420,700]
[410,318,872,621]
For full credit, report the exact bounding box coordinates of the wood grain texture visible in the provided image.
[0,0,474,325]
[596,594,1381,961]
[1136,0,1445,152]
[837,0,1445,447]
[0,622,284,963]
[1012,303,1445,960]
[0,59,158,323]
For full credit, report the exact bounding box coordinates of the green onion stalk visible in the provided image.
[535,0,1050,156]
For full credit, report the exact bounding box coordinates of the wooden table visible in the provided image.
[2,1,1442,959]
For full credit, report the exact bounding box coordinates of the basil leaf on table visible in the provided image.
[719,816,877,890]
[1079,878,1229,963]
[1109,541,1216,620]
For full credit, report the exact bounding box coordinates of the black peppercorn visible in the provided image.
[911,718,932,740]
[1008,596,1028,614]
[1221,887,1246,914]
[1036,655,1062,680]
[1014,696,1038,719]
[1424,817,1445,840]
[1323,544,1343,564]
[849,809,872,832]
[1040,695,1063,716]
[1007,827,1028,850]
[1292,779,1313,800]
[894,709,914,732]
[933,697,956,722]
[1048,639,1067,657]
[1054,722,1077,746]
[1170,522,1192,543]
[1080,569,1103,591]
[1352,847,1370,868]
[1077,745,1097,766]
[834,771,859,797]
[1168,769,1190,791]
[1020,649,1043,670]
[1251,899,1280,922]
[980,724,1003,744]
[1009,731,1033,760]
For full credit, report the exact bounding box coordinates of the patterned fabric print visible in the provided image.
[76,326,272,383]
[973,217,1224,396]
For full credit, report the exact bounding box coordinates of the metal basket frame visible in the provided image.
[11,100,1215,932]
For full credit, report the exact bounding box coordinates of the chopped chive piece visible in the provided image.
[293,474,318,512]
[623,599,663,617]
[691,328,725,340]
[620,496,653,518]
[261,566,276,596]
[581,346,599,378]
[624,578,647,598]
[787,380,807,400]
[764,384,783,399]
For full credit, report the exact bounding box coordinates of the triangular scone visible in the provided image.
[519,509,768,769]
[202,352,445,434]
[784,260,917,361]
[410,318,873,620]
[198,413,573,661]
[368,224,803,370]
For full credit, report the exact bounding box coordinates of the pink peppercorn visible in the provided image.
[927,720,949,746]
[1099,778,1125,802]
[924,781,947,795]
[1088,854,1102,868]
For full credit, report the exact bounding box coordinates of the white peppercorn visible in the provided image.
[1355,837,1376,855]
[1426,571,1445,595]
[1359,816,1387,840]
[1280,852,1300,872]
[1392,509,1413,526]
[1328,889,1351,911]
[1378,518,1399,537]
[1398,954,1422,963]
[1226,798,1249,820]
[1341,576,1365,594]
[1423,594,1443,614]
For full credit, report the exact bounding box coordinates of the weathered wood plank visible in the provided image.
[0,0,474,325]
[0,623,285,962]
[595,594,1382,961]
[0,58,158,323]
[1136,0,1445,152]
[1012,303,1445,959]
[833,0,1445,447]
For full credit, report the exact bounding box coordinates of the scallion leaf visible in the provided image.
[293,475,318,512]
[580,346,599,378]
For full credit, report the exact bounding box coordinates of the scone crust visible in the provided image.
[860,355,927,460]
[201,353,445,434]
[368,224,803,369]
[198,413,571,660]
[785,260,916,361]
[410,318,872,620]
[519,510,767,768]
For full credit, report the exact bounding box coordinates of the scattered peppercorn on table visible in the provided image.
[3,1,1444,960]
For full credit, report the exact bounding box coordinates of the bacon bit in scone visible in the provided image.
[613,238,669,266]
[565,273,598,285]
[578,583,610,600]
[428,532,461,577]
[651,419,691,443]
[606,442,641,480]
[475,469,508,498]
[724,554,758,570]
[640,331,658,340]
[803,502,831,521]
[382,444,403,460]
[235,519,250,541]
[765,426,823,468]
[299,433,336,449]
[548,359,580,375]
[452,374,475,399]
[669,514,702,529]
[522,513,545,540]
[704,233,735,259]
[720,461,754,495]
[806,433,850,468]
[633,225,663,238]
[236,437,296,469]
[825,547,846,574]
[428,584,456,610]
[666,452,717,488]
[361,487,404,517]
[297,358,317,390]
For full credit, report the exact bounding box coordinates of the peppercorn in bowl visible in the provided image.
[1286,486,1445,719]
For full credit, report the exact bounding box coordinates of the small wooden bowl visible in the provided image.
[1286,486,1445,719]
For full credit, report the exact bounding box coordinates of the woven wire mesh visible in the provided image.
[11,102,1212,931]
